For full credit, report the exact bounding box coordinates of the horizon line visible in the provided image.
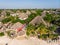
[0,8,60,9]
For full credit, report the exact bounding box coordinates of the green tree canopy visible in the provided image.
[44,13,54,22]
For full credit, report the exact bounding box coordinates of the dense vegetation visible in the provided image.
[26,23,58,40]
[51,15,60,26]
[0,9,60,40]
[2,16,25,24]
[36,9,43,15]
[1,11,38,24]
[44,13,54,23]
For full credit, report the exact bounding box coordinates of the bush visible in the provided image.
[11,17,25,24]
[6,12,10,16]
[49,25,57,31]
[0,32,4,36]
[36,9,43,15]
[44,13,54,22]
[2,18,11,23]
[26,31,30,36]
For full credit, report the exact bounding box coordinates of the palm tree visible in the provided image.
[49,25,57,31]
[26,24,35,36]
[36,26,48,35]
[44,13,54,23]
[36,23,52,39]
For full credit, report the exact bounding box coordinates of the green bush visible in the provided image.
[0,32,4,36]
[49,25,57,31]
[26,31,30,36]
[6,12,10,16]
[2,18,11,23]
[36,9,43,15]
[44,13,54,22]
[2,16,25,24]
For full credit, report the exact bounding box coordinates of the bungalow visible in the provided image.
[10,22,23,30]
[54,9,60,15]
[8,10,16,16]
[16,10,21,13]
[4,22,13,29]
[31,10,36,13]
[17,30,25,36]
[9,10,19,16]
[10,10,21,17]
[10,13,18,16]
[0,16,5,21]
[29,16,42,25]
[29,16,47,26]
[26,10,31,15]
[0,22,3,29]
[1,10,6,17]
[18,13,28,20]
[7,10,14,14]
[41,10,46,18]
[10,22,26,37]
[16,10,21,15]
[0,22,6,32]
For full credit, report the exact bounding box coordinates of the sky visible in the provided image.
[0,0,60,9]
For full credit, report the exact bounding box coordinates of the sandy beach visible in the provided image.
[0,36,60,45]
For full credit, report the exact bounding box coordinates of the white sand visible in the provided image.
[0,36,11,45]
[8,37,49,45]
[0,36,59,45]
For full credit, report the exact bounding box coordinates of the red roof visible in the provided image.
[17,24,26,32]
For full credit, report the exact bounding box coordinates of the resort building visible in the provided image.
[18,13,28,20]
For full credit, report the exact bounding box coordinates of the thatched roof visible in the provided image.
[1,10,6,15]
[0,22,3,28]
[11,22,23,30]
[16,10,21,13]
[29,16,47,26]
[19,13,28,20]
[26,10,31,15]
[29,16,42,25]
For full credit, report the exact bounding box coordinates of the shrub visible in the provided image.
[2,18,11,23]
[0,32,4,36]
[44,13,54,22]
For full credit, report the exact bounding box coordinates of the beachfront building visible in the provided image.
[29,16,42,25]
[7,22,26,38]
[29,16,47,26]
[18,13,28,20]
[1,10,6,17]
[9,10,19,16]
[0,22,6,32]
[10,22,23,30]
[4,22,13,29]
[26,10,31,15]
[31,10,36,13]
[10,13,19,16]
